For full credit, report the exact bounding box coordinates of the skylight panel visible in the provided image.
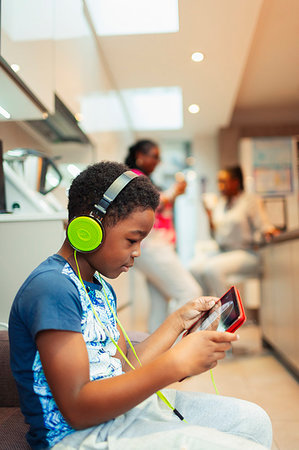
[2,0,54,41]
[80,87,183,133]
[122,87,183,130]
[80,91,128,133]
[2,0,89,41]
[86,0,179,36]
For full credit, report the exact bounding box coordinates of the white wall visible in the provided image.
[173,135,220,266]
[192,135,220,242]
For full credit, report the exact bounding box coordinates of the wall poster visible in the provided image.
[253,137,293,195]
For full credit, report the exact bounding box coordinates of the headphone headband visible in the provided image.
[94,170,138,218]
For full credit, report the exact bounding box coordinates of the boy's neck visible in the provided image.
[58,241,95,282]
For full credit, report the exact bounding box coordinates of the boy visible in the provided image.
[9,161,272,449]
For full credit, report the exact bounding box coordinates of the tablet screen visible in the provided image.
[215,289,240,331]
[188,287,242,333]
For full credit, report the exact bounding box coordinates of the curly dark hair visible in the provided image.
[68,161,160,226]
[124,139,158,169]
[225,165,244,191]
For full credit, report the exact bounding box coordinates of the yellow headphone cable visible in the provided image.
[73,250,220,422]
[73,251,187,422]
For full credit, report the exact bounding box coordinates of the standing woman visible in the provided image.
[125,139,202,332]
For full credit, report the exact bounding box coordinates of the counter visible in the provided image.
[0,212,133,329]
[0,211,67,222]
[0,213,66,324]
[259,230,299,377]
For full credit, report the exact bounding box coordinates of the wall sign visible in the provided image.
[253,137,293,195]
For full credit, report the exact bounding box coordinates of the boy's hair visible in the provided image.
[68,161,160,226]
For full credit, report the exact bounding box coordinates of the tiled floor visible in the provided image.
[122,274,299,450]
[171,324,299,450]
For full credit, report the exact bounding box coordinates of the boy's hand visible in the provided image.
[173,297,219,333]
[170,331,238,379]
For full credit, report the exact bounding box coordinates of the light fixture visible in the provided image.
[67,164,81,178]
[0,105,11,119]
[75,112,83,122]
[11,63,20,73]
[86,0,179,36]
[7,150,24,157]
[81,86,183,132]
[188,104,200,114]
[191,52,204,62]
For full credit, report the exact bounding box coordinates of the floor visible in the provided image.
[121,272,299,450]
[171,324,299,450]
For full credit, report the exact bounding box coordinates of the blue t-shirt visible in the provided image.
[9,254,121,449]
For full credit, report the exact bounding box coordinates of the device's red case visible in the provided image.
[185,286,246,335]
[225,286,246,332]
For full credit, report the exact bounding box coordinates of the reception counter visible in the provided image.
[259,229,299,377]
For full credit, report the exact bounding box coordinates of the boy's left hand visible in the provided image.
[174,297,219,332]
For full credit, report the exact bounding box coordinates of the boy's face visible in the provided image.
[86,208,155,278]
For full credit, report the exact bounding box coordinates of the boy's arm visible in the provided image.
[36,327,237,430]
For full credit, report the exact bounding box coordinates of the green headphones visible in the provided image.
[67,170,138,253]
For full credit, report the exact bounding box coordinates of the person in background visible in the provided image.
[125,139,202,332]
[189,166,280,297]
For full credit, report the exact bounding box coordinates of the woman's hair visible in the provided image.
[68,161,160,226]
[125,139,158,169]
[225,165,244,191]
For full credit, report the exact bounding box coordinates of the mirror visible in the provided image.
[3,148,62,195]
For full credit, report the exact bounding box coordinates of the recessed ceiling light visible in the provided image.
[75,112,83,122]
[191,52,204,62]
[0,105,11,119]
[188,104,200,114]
[11,63,20,73]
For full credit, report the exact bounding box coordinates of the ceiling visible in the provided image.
[1,0,298,153]
[95,0,299,142]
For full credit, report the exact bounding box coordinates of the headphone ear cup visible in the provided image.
[67,216,104,252]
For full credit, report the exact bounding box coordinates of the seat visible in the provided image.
[226,275,261,309]
[0,330,30,449]
[0,329,149,449]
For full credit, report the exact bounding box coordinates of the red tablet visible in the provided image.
[186,286,246,334]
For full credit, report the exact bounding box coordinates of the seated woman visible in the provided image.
[189,166,279,297]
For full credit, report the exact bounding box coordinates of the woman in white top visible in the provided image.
[189,166,279,297]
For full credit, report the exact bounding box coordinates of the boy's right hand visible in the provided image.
[169,331,238,379]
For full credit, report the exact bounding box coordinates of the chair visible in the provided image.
[0,330,30,449]
[0,329,148,449]
[226,275,261,309]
